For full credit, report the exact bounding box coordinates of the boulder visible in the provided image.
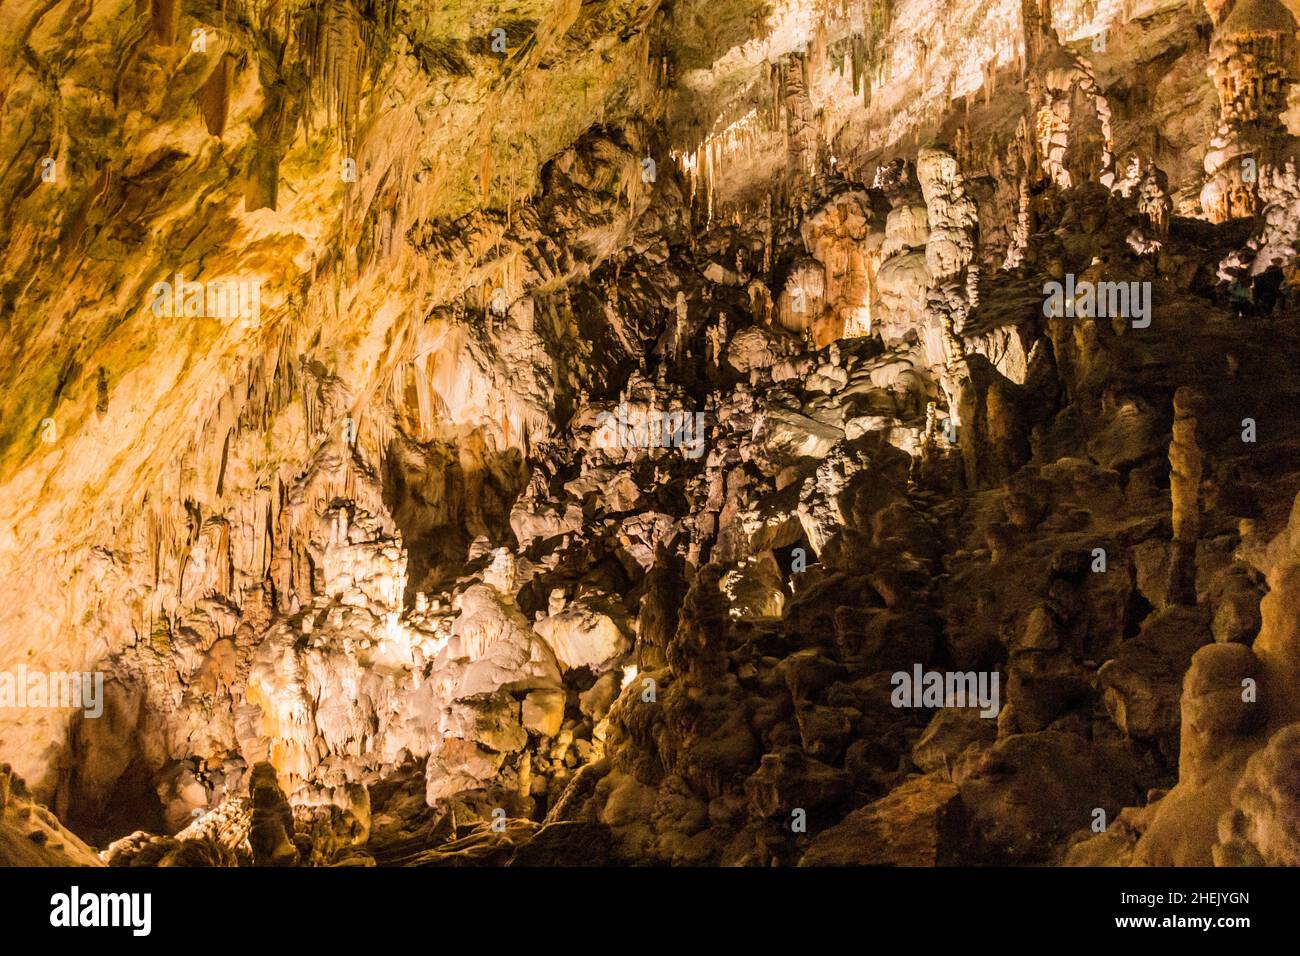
[579,671,623,721]
[799,774,962,865]
[1098,606,1210,755]
[425,738,506,802]
[912,707,996,777]
[753,407,845,468]
[744,747,851,819]
[441,693,528,754]
[535,598,632,673]
[958,731,1143,862]
[522,688,566,738]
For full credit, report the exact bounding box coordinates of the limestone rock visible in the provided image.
[1098,607,1211,756]
[248,763,299,867]
[799,775,962,866]
[535,599,632,674]
[522,689,566,739]
[1216,722,1300,865]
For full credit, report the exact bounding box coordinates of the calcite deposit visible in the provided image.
[2,0,1300,870]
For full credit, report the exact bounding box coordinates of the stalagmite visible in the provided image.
[1168,387,1205,606]
[917,145,979,423]
[1199,0,1298,222]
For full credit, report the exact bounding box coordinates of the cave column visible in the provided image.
[1199,0,1298,222]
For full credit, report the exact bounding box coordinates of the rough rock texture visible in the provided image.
[0,764,103,866]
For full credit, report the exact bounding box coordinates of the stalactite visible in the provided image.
[199,55,237,138]
[150,0,182,47]
[851,35,863,95]
[479,147,493,203]
[296,0,386,151]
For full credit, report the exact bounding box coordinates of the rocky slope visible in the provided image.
[2,0,1300,866]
